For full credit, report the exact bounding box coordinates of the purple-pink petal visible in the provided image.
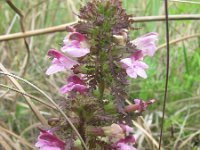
[46,49,78,75]
[35,129,65,150]
[61,45,90,58]
[130,50,143,60]
[131,32,158,57]
[60,75,87,94]
[61,32,90,58]
[134,66,147,79]
[120,57,149,79]
[67,75,85,84]
[66,32,86,42]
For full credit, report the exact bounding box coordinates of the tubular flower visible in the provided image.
[133,99,155,113]
[120,55,149,79]
[59,75,88,94]
[46,49,78,75]
[102,123,125,140]
[125,99,155,113]
[35,129,65,150]
[61,32,90,58]
[130,32,158,57]
[103,123,137,150]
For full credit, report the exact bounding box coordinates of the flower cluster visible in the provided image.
[120,32,158,79]
[35,0,158,149]
[45,31,90,95]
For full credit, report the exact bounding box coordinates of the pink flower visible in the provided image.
[131,32,158,57]
[103,123,137,150]
[133,99,155,113]
[61,32,90,58]
[119,124,133,135]
[35,129,65,150]
[60,75,87,94]
[115,142,137,150]
[46,49,78,75]
[120,55,149,79]
[113,135,136,150]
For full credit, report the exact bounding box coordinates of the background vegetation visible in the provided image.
[0,0,199,149]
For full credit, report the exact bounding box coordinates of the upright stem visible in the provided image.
[159,0,170,149]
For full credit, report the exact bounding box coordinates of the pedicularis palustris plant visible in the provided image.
[35,0,158,150]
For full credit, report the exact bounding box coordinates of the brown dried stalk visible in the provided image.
[6,0,30,76]
[157,33,200,50]
[0,15,199,41]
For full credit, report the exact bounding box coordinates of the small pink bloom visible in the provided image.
[61,32,90,58]
[119,124,133,135]
[121,135,136,144]
[115,142,137,150]
[133,99,155,113]
[120,55,149,79]
[46,49,78,75]
[131,32,158,57]
[35,129,65,150]
[60,75,87,94]
[114,135,136,150]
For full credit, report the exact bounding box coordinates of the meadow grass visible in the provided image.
[0,0,199,149]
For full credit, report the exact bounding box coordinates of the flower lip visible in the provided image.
[59,75,88,94]
[130,50,143,61]
[61,32,90,58]
[67,74,85,85]
[68,32,86,41]
[35,128,65,150]
[48,49,64,59]
[46,49,79,75]
[131,32,158,57]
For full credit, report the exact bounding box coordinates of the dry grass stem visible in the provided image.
[0,64,48,126]
[170,0,200,4]
[6,0,30,76]
[0,15,199,41]
[157,33,200,51]
[0,126,35,149]
[132,120,163,150]
[0,84,57,110]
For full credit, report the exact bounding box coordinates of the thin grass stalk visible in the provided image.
[0,126,35,149]
[0,136,12,150]
[20,123,41,136]
[179,130,200,148]
[159,0,170,149]
[157,33,200,50]
[0,84,57,110]
[0,133,20,150]
[170,0,200,4]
